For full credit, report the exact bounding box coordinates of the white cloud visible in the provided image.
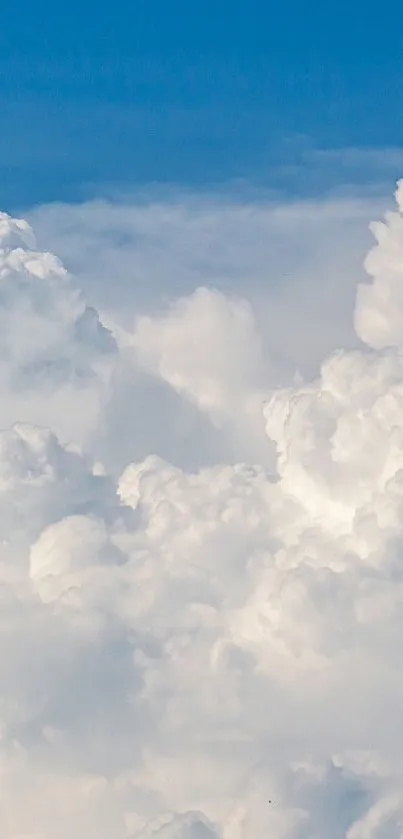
[355,181,403,348]
[28,190,384,376]
[135,812,219,839]
[132,287,265,420]
[27,188,387,469]
[1,182,403,836]
[0,212,117,448]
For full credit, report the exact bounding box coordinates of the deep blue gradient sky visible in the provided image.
[1,0,402,209]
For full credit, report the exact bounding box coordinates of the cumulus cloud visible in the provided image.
[132,287,265,420]
[355,180,403,349]
[0,213,117,447]
[1,183,403,837]
[28,189,385,470]
[28,190,383,376]
[129,287,272,462]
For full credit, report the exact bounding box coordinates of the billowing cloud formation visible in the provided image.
[29,189,382,377]
[1,184,403,837]
[132,287,265,422]
[0,213,117,446]
[130,288,271,462]
[355,181,403,349]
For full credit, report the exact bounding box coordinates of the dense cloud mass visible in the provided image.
[1,183,403,837]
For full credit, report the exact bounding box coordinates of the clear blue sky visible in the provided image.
[1,0,402,209]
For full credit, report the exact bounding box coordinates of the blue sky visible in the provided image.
[1,0,403,209]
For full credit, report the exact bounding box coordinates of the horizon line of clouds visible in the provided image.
[0,102,402,211]
[28,144,403,208]
[27,180,388,380]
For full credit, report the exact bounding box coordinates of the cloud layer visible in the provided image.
[1,183,403,837]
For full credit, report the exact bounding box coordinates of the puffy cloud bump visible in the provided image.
[0,185,403,837]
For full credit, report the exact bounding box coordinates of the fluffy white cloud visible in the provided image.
[132,287,266,421]
[355,181,403,349]
[28,189,384,377]
[27,189,386,469]
[128,288,272,463]
[2,183,403,837]
[0,212,117,447]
